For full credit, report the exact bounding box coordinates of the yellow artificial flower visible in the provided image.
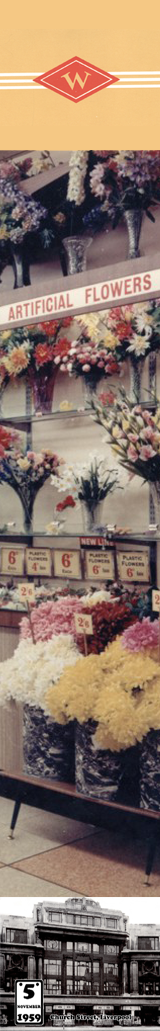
[17,457,30,470]
[112,425,122,439]
[1,331,11,341]
[59,400,73,412]
[103,331,119,351]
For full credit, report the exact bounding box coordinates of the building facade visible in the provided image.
[0,899,160,1027]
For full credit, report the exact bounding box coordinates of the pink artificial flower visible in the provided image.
[127,444,138,462]
[122,616,159,653]
[139,444,156,460]
[141,425,155,441]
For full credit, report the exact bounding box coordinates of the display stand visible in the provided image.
[0,769,159,882]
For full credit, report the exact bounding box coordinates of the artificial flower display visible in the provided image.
[0,633,79,709]
[0,177,46,246]
[20,592,138,654]
[0,447,62,531]
[87,151,160,229]
[93,391,160,491]
[0,318,73,411]
[122,617,160,654]
[53,454,119,531]
[0,423,20,454]
[46,636,160,752]
[20,596,84,642]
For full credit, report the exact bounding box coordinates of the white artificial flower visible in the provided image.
[67,151,89,206]
[0,634,79,709]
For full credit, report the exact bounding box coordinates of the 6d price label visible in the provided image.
[1,547,24,576]
[53,548,81,579]
[85,549,115,581]
[15,980,43,1025]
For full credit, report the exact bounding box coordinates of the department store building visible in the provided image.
[1,898,160,1026]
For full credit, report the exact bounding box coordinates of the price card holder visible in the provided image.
[84,549,115,581]
[74,613,93,635]
[18,583,36,604]
[53,549,81,579]
[26,547,52,577]
[116,548,150,583]
[1,547,24,576]
[74,612,93,656]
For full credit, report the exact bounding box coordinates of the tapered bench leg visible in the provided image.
[8,798,21,838]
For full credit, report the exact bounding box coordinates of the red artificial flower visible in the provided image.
[76,599,137,655]
[34,343,54,366]
[56,495,76,511]
[38,320,59,337]
[98,390,115,406]
[54,338,71,358]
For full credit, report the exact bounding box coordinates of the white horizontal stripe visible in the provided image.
[1,70,160,76]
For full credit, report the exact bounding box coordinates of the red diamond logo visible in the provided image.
[34,56,119,102]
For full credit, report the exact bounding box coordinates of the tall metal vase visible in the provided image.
[124,210,143,259]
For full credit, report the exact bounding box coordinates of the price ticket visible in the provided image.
[74,613,93,635]
[53,548,81,579]
[26,548,52,577]
[1,547,24,576]
[116,548,150,583]
[84,549,115,581]
[18,583,36,604]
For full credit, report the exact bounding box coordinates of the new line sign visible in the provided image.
[0,268,160,327]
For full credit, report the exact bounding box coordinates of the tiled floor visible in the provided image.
[0,796,160,897]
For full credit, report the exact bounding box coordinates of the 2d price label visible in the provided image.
[85,549,115,581]
[26,548,52,577]
[53,549,81,579]
[18,583,35,604]
[74,613,93,635]
[116,549,150,583]
[152,590,160,612]
[1,547,24,576]
[15,980,43,1025]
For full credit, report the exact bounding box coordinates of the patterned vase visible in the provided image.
[129,357,144,402]
[63,236,92,274]
[23,704,75,782]
[124,210,143,259]
[150,482,160,528]
[140,730,160,811]
[75,720,123,801]
[29,368,57,416]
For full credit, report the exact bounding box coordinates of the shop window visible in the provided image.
[93,962,100,973]
[67,942,73,950]
[75,942,91,953]
[104,946,119,955]
[44,960,61,976]
[6,928,27,943]
[104,964,118,976]
[66,980,74,995]
[93,945,99,953]
[67,961,73,975]
[44,979,61,994]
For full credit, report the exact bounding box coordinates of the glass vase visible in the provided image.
[30,368,57,416]
[81,500,105,533]
[63,236,92,274]
[75,720,123,801]
[11,243,31,289]
[23,704,75,782]
[129,356,144,402]
[124,209,143,259]
[140,730,160,811]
